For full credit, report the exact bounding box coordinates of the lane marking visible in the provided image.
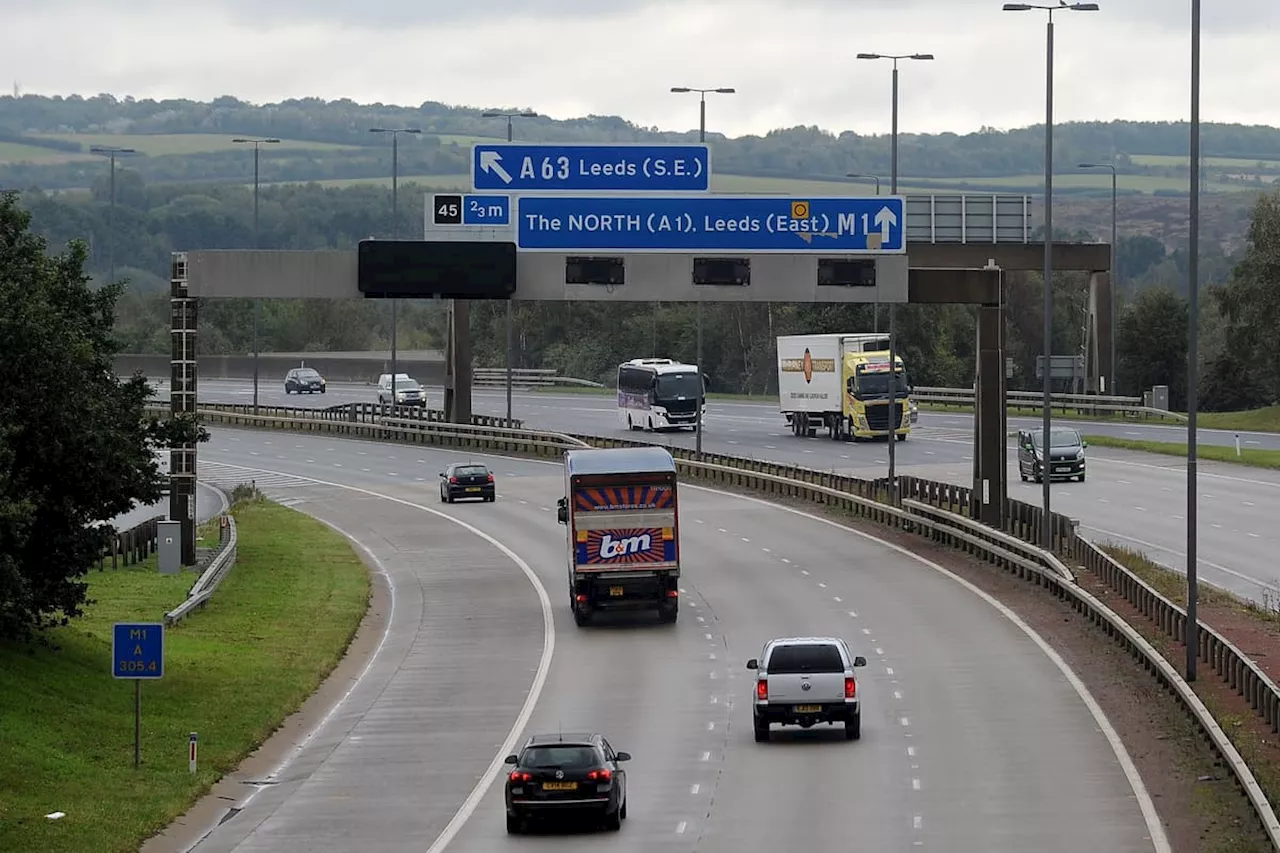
[676,821,687,834]
[190,460,556,853]
[690,783,700,795]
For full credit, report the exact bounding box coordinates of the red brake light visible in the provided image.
[587,768,612,781]
[575,594,588,603]
[449,476,458,484]
[844,677,856,698]
[666,588,679,598]
[509,770,531,782]
[486,473,494,482]
[756,679,768,700]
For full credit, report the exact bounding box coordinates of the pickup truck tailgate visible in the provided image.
[767,672,845,702]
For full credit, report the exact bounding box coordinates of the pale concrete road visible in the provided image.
[180,378,1280,602]
[182,428,1161,852]
[106,480,224,531]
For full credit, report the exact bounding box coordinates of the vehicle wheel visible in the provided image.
[896,433,907,441]
[845,712,862,740]
[753,716,770,743]
[627,414,634,430]
[506,813,522,835]
[647,417,654,431]
[445,493,455,504]
[574,606,591,627]
[1019,471,1028,482]
[320,388,326,394]
[603,807,622,831]
[620,798,627,820]
[439,489,447,503]
[1078,471,1086,482]
[658,604,678,624]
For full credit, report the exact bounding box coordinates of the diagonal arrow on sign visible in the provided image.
[874,206,898,244]
[478,150,512,184]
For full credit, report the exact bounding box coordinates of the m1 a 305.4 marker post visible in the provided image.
[112,621,165,768]
[471,142,711,193]
[514,194,906,254]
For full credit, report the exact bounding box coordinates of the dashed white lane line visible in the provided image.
[690,783,700,795]
[862,628,872,635]
[833,596,842,603]
[913,815,923,829]
[700,751,711,761]
[912,778,921,790]
[907,746,916,757]
[718,528,728,533]
[886,667,895,675]
[900,717,910,727]
[740,537,751,543]
[781,558,791,564]
[848,610,858,618]
[817,582,826,588]
[876,647,885,655]
[676,820,688,835]
[704,633,713,640]
[801,569,810,576]
[894,691,903,700]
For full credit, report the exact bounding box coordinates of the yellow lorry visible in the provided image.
[777,333,912,442]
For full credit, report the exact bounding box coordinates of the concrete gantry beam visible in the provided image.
[907,241,1111,272]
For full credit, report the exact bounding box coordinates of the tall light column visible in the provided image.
[1078,161,1117,394]
[1186,0,1202,681]
[89,145,137,284]
[1003,2,1099,550]
[482,109,539,427]
[369,127,422,408]
[233,138,280,414]
[856,53,933,503]
[670,86,735,456]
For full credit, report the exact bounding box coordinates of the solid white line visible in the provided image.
[193,460,556,853]
[678,481,1172,853]
[180,517,397,852]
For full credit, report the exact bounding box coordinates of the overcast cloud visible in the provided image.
[5,1,1279,137]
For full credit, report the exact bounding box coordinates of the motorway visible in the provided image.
[175,378,1280,601]
[180,427,1164,852]
[109,480,223,530]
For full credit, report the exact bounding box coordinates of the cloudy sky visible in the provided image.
[6,0,1278,137]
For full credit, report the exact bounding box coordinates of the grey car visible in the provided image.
[1017,427,1087,483]
[284,367,326,394]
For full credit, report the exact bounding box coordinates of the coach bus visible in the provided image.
[616,358,704,432]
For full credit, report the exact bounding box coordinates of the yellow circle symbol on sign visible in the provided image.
[791,201,810,219]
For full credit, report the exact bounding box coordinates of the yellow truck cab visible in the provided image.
[844,351,910,441]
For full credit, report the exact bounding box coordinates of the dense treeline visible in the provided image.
[4,93,1280,191]
[6,174,1267,410]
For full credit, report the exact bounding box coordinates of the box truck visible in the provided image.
[777,333,912,441]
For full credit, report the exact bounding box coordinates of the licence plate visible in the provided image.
[609,586,624,597]
[794,704,822,713]
[465,487,481,492]
[542,781,577,791]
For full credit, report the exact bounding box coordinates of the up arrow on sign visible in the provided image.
[874,206,898,244]
[478,150,513,184]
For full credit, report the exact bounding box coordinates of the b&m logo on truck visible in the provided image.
[579,528,676,565]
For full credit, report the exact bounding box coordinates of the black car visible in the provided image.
[504,732,629,834]
[284,367,327,395]
[1017,427,1087,483]
[439,462,495,503]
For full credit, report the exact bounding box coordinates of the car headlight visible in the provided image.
[1076,449,1085,460]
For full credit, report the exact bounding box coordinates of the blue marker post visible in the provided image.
[472,143,711,193]
[515,195,906,253]
[113,622,165,768]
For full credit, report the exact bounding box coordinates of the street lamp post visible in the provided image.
[233,138,280,414]
[89,145,137,284]
[846,172,884,331]
[670,86,735,457]
[369,127,422,409]
[856,53,934,504]
[1002,2,1100,551]
[1078,161,1118,395]
[1186,0,1202,681]
[482,109,539,428]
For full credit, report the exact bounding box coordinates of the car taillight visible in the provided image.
[486,473,494,482]
[587,768,612,781]
[845,677,856,698]
[449,476,458,484]
[666,588,679,598]
[756,679,768,700]
[575,594,588,603]
[509,770,531,782]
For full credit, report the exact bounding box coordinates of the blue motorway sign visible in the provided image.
[472,143,710,193]
[515,195,906,254]
[432,193,510,227]
[112,622,164,679]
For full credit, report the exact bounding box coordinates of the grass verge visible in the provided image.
[1081,434,1280,470]
[922,403,1280,433]
[0,496,371,853]
[1095,544,1280,835]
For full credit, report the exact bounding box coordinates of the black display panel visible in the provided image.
[566,256,625,285]
[357,240,517,299]
[817,258,877,287]
[692,257,750,286]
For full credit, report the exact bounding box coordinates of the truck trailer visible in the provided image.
[777,333,912,442]
[556,446,681,626]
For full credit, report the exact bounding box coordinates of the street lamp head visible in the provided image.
[520,111,538,118]
[670,87,692,93]
[856,53,880,60]
[1002,3,1033,10]
[713,88,736,94]
[264,138,281,143]
[369,127,387,133]
[910,53,935,60]
[1071,2,1100,9]
[481,111,501,118]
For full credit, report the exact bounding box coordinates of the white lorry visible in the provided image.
[776,333,912,441]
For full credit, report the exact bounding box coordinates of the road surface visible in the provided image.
[174,428,1164,852]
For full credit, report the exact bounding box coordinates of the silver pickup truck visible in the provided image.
[746,636,867,742]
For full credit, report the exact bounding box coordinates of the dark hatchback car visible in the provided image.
[1017,427,1087,483]
[439,462,495,503]
[284,367,326,394]
[504,733,629,834]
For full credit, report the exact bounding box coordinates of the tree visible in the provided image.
[0,192,204,642]
[1116,286,1189,409]
[1212,191,1280,403]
